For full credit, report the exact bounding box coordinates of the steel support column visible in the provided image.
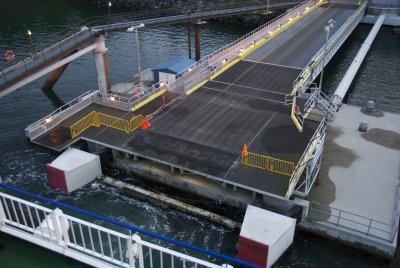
[188,23,192,59]
[94,35,111,95]
[195,22,201,61]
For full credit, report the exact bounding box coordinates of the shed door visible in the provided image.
[159,72,176,84]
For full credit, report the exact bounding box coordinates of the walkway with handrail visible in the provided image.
[0,0,301,98]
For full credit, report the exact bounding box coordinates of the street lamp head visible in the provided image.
[108,2,112,7]
[328,19,335,28]
[127,23,145,32]
[27,30,32,36]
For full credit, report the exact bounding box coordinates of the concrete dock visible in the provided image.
[301,104,400,257]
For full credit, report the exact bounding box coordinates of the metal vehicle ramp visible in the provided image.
[27,1,366,200]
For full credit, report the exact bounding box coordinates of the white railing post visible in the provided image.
[0,197,6,230]
[132,234,145,268]
[127,235,136,268]
[59,214,71,248]
[51,208,65,247]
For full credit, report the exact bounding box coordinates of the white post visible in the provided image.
[135,28,142,88]
[132,234,144,268]
[318,19,335,92]
[94,35,110,96]
[0,197,6,229]
[127,236,136,268]
[59,213,71,248]
[127,23,145,90]
[318,26,329,91]
[51,208,65,247]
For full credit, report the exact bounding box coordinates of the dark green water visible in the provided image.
[0,1,399,267]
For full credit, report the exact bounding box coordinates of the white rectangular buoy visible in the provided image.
[238,205,296,268]
[47,148,102,193]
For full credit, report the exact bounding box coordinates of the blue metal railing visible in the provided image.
[0,182,259,268]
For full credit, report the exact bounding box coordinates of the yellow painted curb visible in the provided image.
[291,101,303,132]
[185,1,325,97]
[131,89,167,112]
[210,58,240,81]
[186,79,209,95]
[240,1,325,60]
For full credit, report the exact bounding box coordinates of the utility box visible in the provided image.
[47,148,102,193]
[238,205,296,268]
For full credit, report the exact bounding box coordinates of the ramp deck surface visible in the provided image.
[32,3,359,197]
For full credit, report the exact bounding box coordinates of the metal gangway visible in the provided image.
[0,182,256,268]
[0,0,301,97]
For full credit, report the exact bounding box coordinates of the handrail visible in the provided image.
[242,151,295,177]
[0,182,259,268]
[0,1,300,88]
[291,1,367,96]
[285,118,326,199]
[69,111,143,138]
[348,94,400,113]
[308,201,398,242]
[25,90,98,140]
[0,28,93,84]
[26,90,97,130]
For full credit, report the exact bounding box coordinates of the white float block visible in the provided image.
[238,205,296,268]
[47,148,102,193]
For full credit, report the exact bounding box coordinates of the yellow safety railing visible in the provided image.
[130,114,142,132]
[285,132,323,199]
[242,151,295,177]
[98,112,130,133]
[291,97,304,132]
[70,111,97,138]
[70,111,143,138]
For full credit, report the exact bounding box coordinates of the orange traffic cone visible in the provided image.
[145,116,151,128]
[141,116,151,130]
[141,117,147,129]
[242,144,248,159]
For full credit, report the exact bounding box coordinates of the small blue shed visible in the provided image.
[152,58,195,84]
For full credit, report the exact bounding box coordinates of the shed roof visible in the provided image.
[152,58,195,74]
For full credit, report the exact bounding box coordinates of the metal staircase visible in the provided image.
[315,90,337,121]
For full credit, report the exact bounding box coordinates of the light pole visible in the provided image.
[108,2,112,16]
[319,19,335,91]
[127,23,145,88]
[27,30,35,53]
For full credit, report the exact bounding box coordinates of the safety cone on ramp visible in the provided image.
[242,144,248,163]
[141,116,151,130]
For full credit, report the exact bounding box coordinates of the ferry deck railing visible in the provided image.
[307,201,399,242]
[0,183,257,268]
